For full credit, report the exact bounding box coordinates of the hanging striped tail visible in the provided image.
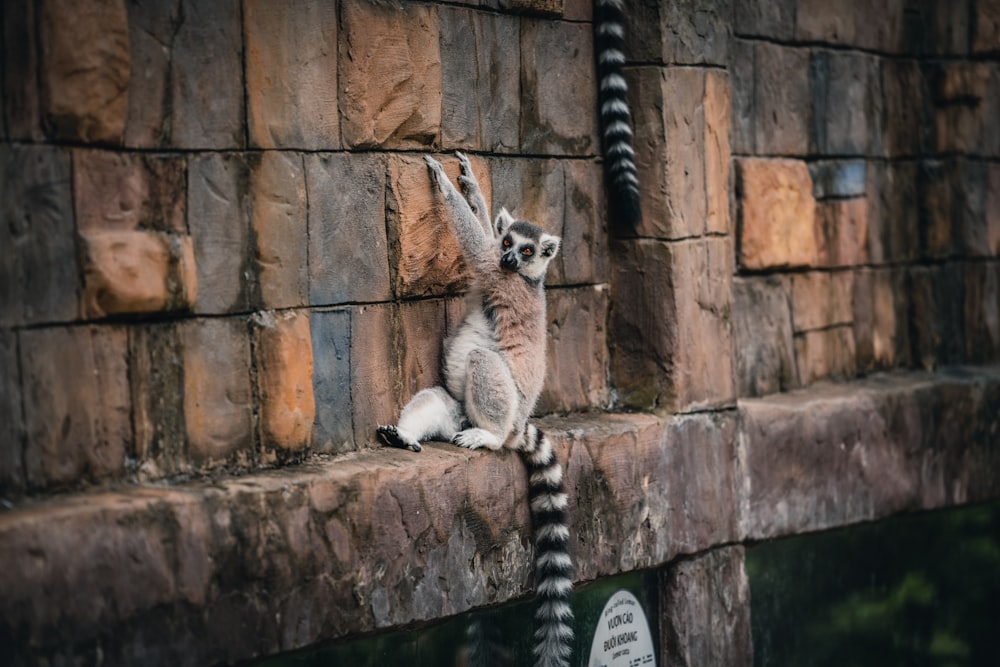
[595,0,641,228]
[520,423,574,667]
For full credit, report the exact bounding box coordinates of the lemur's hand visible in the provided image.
[424,155,445,186]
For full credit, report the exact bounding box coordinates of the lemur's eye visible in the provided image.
[502,237,512,248]
[521,247,533,256]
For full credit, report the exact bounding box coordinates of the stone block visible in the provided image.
[754,42,810,156]
[908,264,965,369]
[396,299,448,408]
[498,0,563,14]
[729,38,754,156]
[973,0,1000,53]
[307,153,391,305]
[705,70,732,235]
[252,310,315,458]
[539,285,610,414]
[917,160,955,260]
[989,164,1000,255]
[732,276,798,398]
[851,0,905,52]
[0,331,25,497]
[310,309,353,453]
[440,8,519,152]
[952,159,990,258]
[881,59,929,157]
[932,62,1000,155]
[816,197,868,267]
[963,262,1000,363]
[733,0,795,40]
[925,0,971,55]
[168,0,244,148]
[520,18,597,154]
[386,153,491,298]
[3,0,43,140]
[794,326,856,384]
[73,150,186,233]
[251,152,308,308]
[660,547,752,667]
[626,0,731,65]
[808,160,866,199]
[244,0,338,149]
[795,0,855,44]
[853,268,910,372]
[735,158,819,270]
[811,50,879,156]
[37,0,129,143]
[0,145,78,326]
[180,317,254,465]
[339,0,441,149]
[790,270,853,332]
[80,230,197,318]
[20,325,130,488]
[866,161,919,264]
[129,323,187,479]
[350,304,397,448]
[610,238,735,412]
[188,153,252,314]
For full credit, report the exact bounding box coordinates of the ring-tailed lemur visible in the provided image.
[595,0,641,227]
[377,153,574,667]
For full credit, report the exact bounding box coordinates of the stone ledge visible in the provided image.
[1,366,999,665]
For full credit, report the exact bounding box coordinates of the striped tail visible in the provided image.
[520,423,574,667]
[594,0,641,228]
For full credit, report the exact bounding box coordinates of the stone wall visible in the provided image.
[0,0,998,665]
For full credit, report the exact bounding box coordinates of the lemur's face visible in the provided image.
[495,211,560,282]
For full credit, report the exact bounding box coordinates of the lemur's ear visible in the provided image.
[540,234,561,258]
[494,207,514,236]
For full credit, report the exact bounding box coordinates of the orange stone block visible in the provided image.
[737,158,819,270]
[253,310,315,455]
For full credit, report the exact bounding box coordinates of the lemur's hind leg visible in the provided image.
[378,387,464,452]
[455,152,491,235]
[453,349,518,451]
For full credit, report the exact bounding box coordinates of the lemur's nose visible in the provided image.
[500,253,518,271]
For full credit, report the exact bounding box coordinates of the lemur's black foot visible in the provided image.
[377,425,422,452]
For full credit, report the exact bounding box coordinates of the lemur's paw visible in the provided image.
[377,425,422,452]
[452,428,503,451]
[455,151,473,175]
[424,155,445,182]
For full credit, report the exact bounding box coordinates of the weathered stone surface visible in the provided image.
[973,0,1000,54]
[168,0,244,148]
[252,310,315,458]
[853,268,911,372]
[520,18,596,154]
[350,304,397,449]
[808,160,866,199]
[244,0,339,149]
[386,153,490,297]
[739,368,1000,540]
[963,262,1000,363]
[38,0,129,143]
[122,0,179,147]
[310,308,353,453]
[795,0,855,44]
[0,331,25,497]
[852,0,904,52]
[729,37,754,155]
[790,270,853,332]
[440,8,520,152]
[881,59,929,157]
[251,152,308,308]
[339,0,441,149]
[754,42,810,156]
[736,158,818,270]
[951,159,990,258]
[732,276,799,398]
[866,161,919,264]
[733,0,796,40]
[539,285,609,414]
[909,264,965,369]
[705,69,732,235]
[626,0,731,65]
[129,322,187,479]
[816,197,868,267]
[3,0,42,140]
[306,153,391,305]
[989,163,1000,255]
[396,299,448,408]
[917,160,955,260]
[180,317,253,465]
[0,145,78,326]
[660,547,753,667]
[610,238,734,412]
[187,153,251,314]
[793,326,857,384]
[811,50,880,156]
[73,150,186,233]
[20,325,130,489]
[931,62,1000,156]
[498,0,563,14]
[80,230,197,318]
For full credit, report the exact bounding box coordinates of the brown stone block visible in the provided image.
[81,230,196,318]
[952,159,990,258]
[350,304,397,448]
[729,38,754,156]
[339,0,441,149]
[440,9,519,152]
[252,310,315,457]
[627,0,731,65]
[754,42,810,156]
[795,0,854,44]
[881,59,929,157]
[660,547,752,667]
[559,159,609,284]
[974,0,1000,53]
[963,262,1000,363]
[180,317,254,465]
[129,323,187,479]
[21,325,130,488]
[790,270,853,333]
[736,158,819,270]
[397,299,448,407]
[816,197,868,267]
[387,153,492,298]
[866,161,919,264]
[251,152,308,308]
[0,145,78,326]
[539,285,610,414]
[306,153,391,305]
[520,18,597,154]
[932,62,1000,156]
[794,326,856,384]
[37,0,129,143]
[853,268,910,372]
[122,0,177,147]
[0,331,25,496]
[3,0,43,140]
[73,149,186,234]
[917,160,955,260]
[732,276,799,398]
[705,70,731,235]
[852,0,905,52]
[909,264,965,369]
[733,0,796,40]
[989,164,1000,255]
[487,157,562,234]
[244,0,339,149]
[811,50,880,156]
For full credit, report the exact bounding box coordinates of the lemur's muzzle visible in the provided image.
[500,252,518,271]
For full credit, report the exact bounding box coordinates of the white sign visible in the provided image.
[588,589,656,667]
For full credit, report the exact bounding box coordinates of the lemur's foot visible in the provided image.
[424,155,445,183]
[377,425,422,452]
[455,151,473,176]
[452,428,504,451]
